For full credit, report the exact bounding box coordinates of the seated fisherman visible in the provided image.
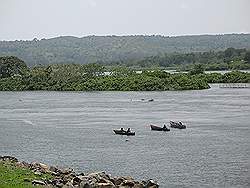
[127,128,131,133]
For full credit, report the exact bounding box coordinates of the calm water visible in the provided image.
[0,85,250,187]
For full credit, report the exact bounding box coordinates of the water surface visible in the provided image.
[0,85,249,187]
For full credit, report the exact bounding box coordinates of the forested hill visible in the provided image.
[0,34,250,66]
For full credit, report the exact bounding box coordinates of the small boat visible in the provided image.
[113,129,135,136]
[150,124,170,131]
[148,99,154,102]
[170,121,186,129]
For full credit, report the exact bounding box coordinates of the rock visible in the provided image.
[120,180,135,186]
[111,177,124,186]
[32,180,46,185]
[60,167,74,175]
[132,183,144,188]
[34,171,42,176]
[0,156,18,163]
[144,179,159,188]
[56,183,64,188]
[52,171,61,176]
[95,182,115,188]
[72,176,82,185]
[123,176,134,181]
[31,162,50,173]
[49,165,59,173]
[1,156,160,187]
[80,181,91,188]
[62,182,74,188]
[61,173,76,182]
[88,171,111,181]
[16,161,30,168]
[75,175,90,182]
[50,178,65,186]
[79,172,85,176]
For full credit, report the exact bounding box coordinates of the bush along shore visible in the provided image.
[1,56,250,91]
[0,56,209,91]
[0,156,159,188]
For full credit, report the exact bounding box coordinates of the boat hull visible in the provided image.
[150,125,170,131]
[170,121,186,129]
[113,130,135,136]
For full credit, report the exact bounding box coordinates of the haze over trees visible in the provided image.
[126,48,250,70]
[0,34,250,66]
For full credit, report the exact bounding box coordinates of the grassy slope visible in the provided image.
[0,161,51,188]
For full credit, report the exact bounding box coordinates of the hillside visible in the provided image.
[0,34,250,66]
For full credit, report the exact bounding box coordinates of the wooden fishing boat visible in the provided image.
[170,121,186,129]
[113,129,135,136]
[150,124,170,131]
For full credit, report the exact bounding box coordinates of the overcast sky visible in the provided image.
[0,0,250,40]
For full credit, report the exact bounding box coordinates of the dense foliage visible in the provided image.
[0,57,209,91]
[113,48,250,71]
[0,56,28,78]
[0,34,250,66]
[203,71,250,83]
[1,56,250,91]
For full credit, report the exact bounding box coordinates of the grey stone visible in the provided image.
[32,180,46,185]
[80,181,91,188]
[144,179,159,188]
[62,182,75,188]
[111,177,124,185]
[95,182,115,188]
[34,171,42,176]
[120,180,135,186]
[0,156,18,162]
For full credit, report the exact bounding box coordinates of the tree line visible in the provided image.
[0,34,250,66]
[108,48,250,71]
[0,56,249,91]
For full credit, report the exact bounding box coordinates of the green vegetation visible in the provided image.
[0,65,210,91]
[0,34,250,66]
[245,51,250,64]
[189,64,205,75]
[116,48,250,71]
[0,57,209,91]
[0,56,28,78]
[0,56,250,92]
[203,71,250,83]
[0,161,51,188]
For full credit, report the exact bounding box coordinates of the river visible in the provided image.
[0,85,249,187]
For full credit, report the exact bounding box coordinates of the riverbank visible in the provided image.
[1,56,250,91]
[0,156,159,188]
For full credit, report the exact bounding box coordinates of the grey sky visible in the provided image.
[1,0,249,40]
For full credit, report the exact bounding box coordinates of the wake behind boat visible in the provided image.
[150,124,170,131]
[170,121,186,129]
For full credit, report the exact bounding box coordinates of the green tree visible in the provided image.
[0,56,28,78]
[189,64,204,75]
[244,51,250,64]
[83,63,105,78]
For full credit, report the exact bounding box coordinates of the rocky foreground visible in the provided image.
[0,156,159,188]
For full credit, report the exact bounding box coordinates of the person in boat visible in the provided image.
[163,124,167,129]
[127,128,131,133]
[179,121,182,125]
[121,128,124,132]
